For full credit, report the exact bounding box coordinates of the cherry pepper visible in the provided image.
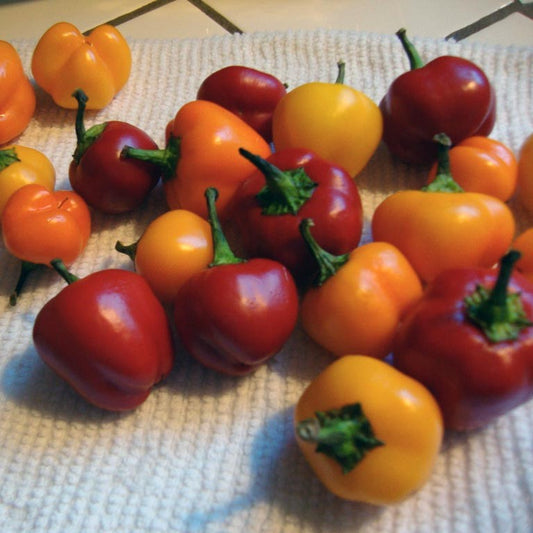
[69,89,161,214]
[122,100,271,220]
[371,134,515,283]
[196,65,287,143]
[380,28,496,165]
[227,147,363,283]
[393,251,533,431]
[299,219,423,359]
[33,259,174,411]
[173,187,299,376]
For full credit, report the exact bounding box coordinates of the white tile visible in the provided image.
[117,0,227,39]
[0,0,149,40]
[206,0,531,46]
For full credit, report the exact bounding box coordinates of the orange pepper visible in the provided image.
[516,133,533,212]
[2,183,91,265]
[123,100,271,220]
[31,22,131,109]
[512,228,533,283]
[0,41,36,145]
[299,219,423,359]
[0,145,55,216]
[294,355,443,504]
[372,134,515,283]
[427,136,517,201]
[115,209,213,303]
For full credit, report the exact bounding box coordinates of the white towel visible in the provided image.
[0,29,531,533]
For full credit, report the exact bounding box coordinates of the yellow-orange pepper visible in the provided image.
[516,133,533,212]
[116,209,213,303]
[123,100,271,220]
[372,134,515,283]
[299,219,423,358]
[31,22,131,109]
[0,145,55,216]
[427,136,518,201]
[272,62,382,178]
[294,355,443,504]
[0,41,36,145]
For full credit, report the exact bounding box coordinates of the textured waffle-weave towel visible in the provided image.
[0,29,532,533]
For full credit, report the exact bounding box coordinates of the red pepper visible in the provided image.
[33,260,174,411]
[196,65,287,143]
[392,251,533,430]
[69,89,161,214]
[173,187,299,376]
[228,147,363,283]
[380,29,496,165]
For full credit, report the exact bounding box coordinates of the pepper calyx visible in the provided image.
[296,402,384,474]
[465,250,533,342]
[396,28,425,70]
[422,133,464,193]
[239,148,317,215]
[71,89,107,164]
[299,218,349,286]
[0,147,21,171]
[121,134,180,182]
[205,187,245,268]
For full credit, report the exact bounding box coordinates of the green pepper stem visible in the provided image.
[422,133,464,193]
[465,250,533,342]
[205,187,244,267]
[299,218,349,286]
[0,147,21,172]
[335,61,346,84]
[71,89,107,164]
[396,28,425,70]
[121,135,180,182]
[296,403,384,474]
[115,240,138,262]
[239,148,317,215]
[9,261,41,306]
[50,258,79,285]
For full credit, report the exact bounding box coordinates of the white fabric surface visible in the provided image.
[0,29,532,533]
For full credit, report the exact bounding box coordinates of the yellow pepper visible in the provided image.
[31,22,131,109]
[272,62,382,177]
[294,355,443,504]
[116,209,213,303]
[0,145,55,216]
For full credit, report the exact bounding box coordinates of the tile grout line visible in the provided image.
[186,0,243,34]
[83,0,177,34]
[445,0,520,41]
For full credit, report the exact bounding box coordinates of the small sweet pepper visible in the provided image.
[31,22,131,109]
[33,260,174,411]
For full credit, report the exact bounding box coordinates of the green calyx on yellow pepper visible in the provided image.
[371,133,516,283]
[272,61,382,178]
[294,355,443,504]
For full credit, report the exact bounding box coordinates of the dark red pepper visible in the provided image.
[227,147,363,283]
[69,89,161,214]
[196,65,287,143]
[173,187,299,376]
[380,28,496,165]
[33,260,174,411]
[392,251,533,431]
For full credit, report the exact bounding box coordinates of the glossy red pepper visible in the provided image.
[173,187,299,376]
[380,29,496,165]
[68,89,160,214]
[393,251,533,430]
[227,147,363,283]
[33,260,174,411]
[197,65,286,143]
